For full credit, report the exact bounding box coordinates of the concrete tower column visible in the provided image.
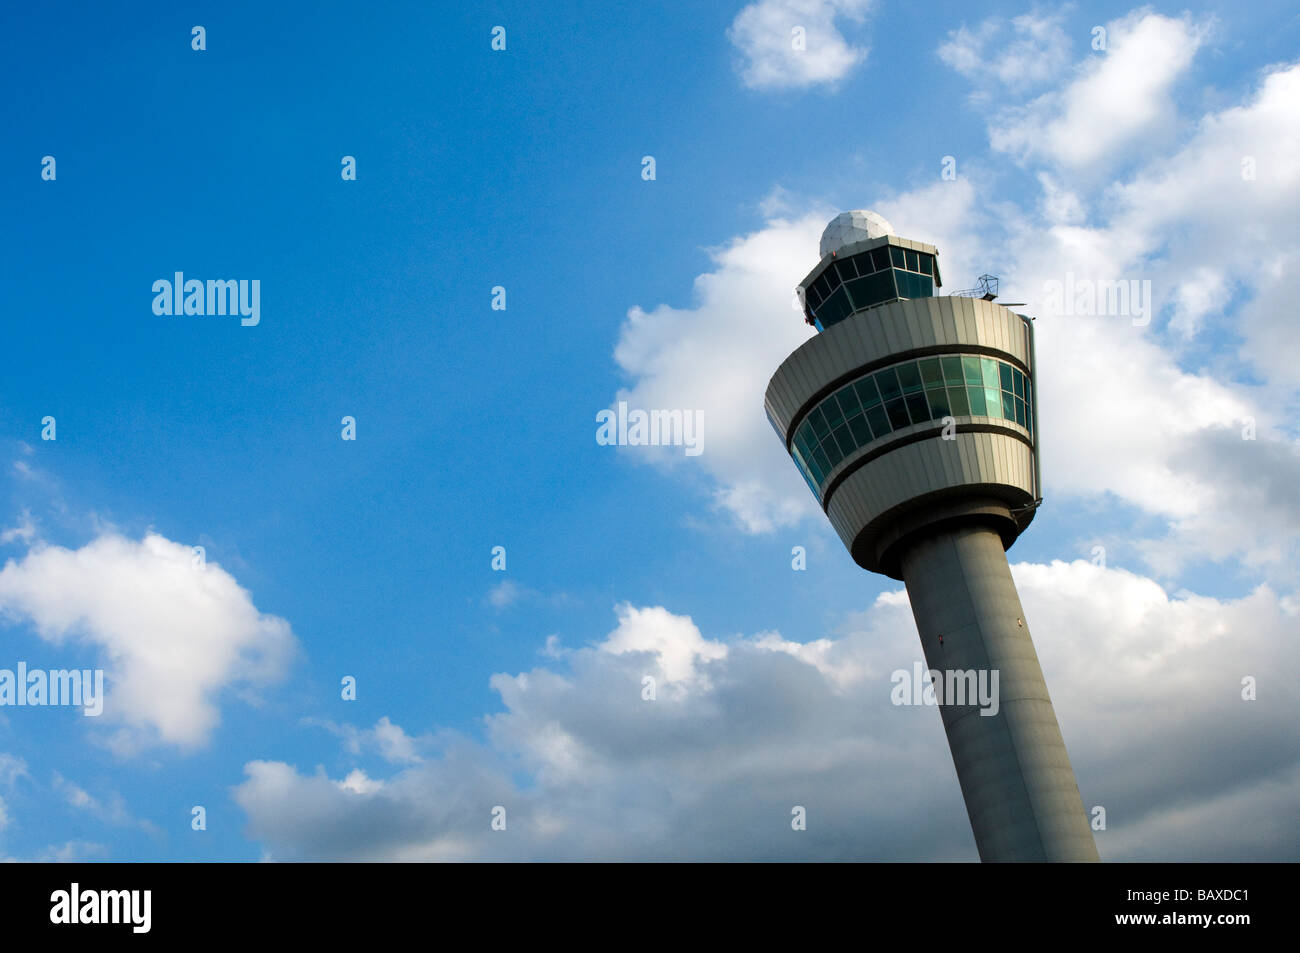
[900,524,1099,862]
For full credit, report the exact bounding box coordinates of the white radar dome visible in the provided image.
[819,210,895,258]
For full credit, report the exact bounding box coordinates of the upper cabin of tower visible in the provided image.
[800,210,943,331]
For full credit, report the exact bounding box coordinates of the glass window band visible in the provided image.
[790,353,1033,496]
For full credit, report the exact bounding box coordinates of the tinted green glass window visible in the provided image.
[885,270,901,300]
[848,413,872,447]
[885,398,910,430]
[889,246,904,268]
[810,406,829,438]
[852,252,873,275]
[915,275,933,297]
[906,249,919,272]
[814,273,831,299]
[805,451,823,483]
[870,247,889,272]
[835,259,857,281]
[818,285,851,327]
[855,377,881,408]
[981,358,1000,388]
[795,355,1036,496]
[896,362,923,394]
[919,253,932,276]
[864,404,890,439]
[845,271,896,310]
[876,367,901,400]
[823,393,845,428]
[831,423,853,458]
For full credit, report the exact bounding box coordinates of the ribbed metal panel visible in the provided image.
[824,432,1036,553]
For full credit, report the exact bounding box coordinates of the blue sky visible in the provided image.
[1,0,1297,861]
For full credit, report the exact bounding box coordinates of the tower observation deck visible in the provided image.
[766,210,1099,862]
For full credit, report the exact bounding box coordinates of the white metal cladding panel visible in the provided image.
[825,433,1037,546]
[764,298,1031,436]
[977,305,1004,354]
[924,297,946,342]
[819,414,1035,493]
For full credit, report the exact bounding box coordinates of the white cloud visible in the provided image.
[0,754,26,835]
[304,715,427,765]
[0,755,26,789]
[728,0,873,90]
[0,533,296,753]
[937,9,1071,92]
[993,10,1209,172]
[50,772,158,834]
[598,603,727,686]
[612,211,825,532]
[486,579,527,609]
[338,769,384,795]
[234,565,1300,860]
[995,59,1300,575]
[0,511,36,546]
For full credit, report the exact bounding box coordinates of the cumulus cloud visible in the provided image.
[0,533,296,753]
[993,10,1210,172]
[728,0,874,90]
[611,211,825,532]
[996,59,1300,576]
[234,566,1300,861]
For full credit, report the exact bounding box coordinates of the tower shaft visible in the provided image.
[900,524,1098,861]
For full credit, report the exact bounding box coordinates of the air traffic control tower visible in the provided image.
[765,210,1098,862]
